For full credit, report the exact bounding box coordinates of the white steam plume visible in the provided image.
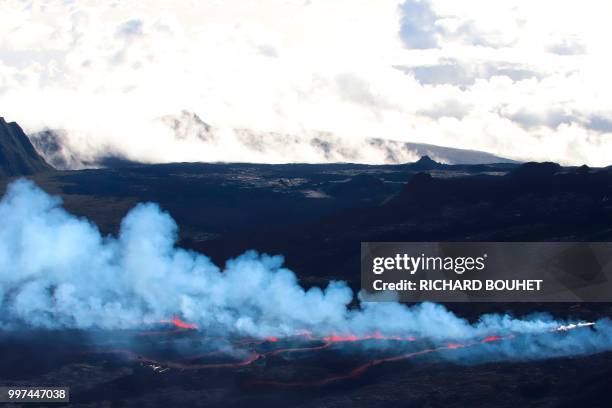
[1,179,611,361]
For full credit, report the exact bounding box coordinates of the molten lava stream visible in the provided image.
[251,347,443,387]
[89,316,594,387]
[145,316,197,330]
[259,331,418,359]
[83,332,503,384]
[180,338,335,365]
[256,327,605,388]
[263,342,331,357]
[153,352,261,370]
[250,334,512,387]
[136,316,199,338]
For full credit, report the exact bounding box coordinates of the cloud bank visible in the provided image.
[1,0,612,166]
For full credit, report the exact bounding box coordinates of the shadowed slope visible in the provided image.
[0,117,53,177]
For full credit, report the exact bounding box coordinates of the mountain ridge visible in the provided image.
[0,117,53,177]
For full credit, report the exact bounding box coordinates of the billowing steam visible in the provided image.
[1,179,611,362]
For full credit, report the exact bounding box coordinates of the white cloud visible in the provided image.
[0,0,611,166]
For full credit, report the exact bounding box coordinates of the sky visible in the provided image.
[1,0,611,166]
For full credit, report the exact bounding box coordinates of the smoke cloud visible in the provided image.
[1,179,611,363]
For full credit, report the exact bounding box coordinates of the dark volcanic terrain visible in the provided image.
[3,157,611,288]
[1,328,611,408]
[1,120,612,407]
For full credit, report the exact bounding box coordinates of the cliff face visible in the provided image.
[0,117,53,177]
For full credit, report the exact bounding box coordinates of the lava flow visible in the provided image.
[157,315,198,330]
[322,332,416,343]
[83,317,596,388]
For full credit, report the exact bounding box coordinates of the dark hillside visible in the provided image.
[0,117,52,177]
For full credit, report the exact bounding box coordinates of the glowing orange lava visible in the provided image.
[252,346,461,387]
[171,316,197,329]
[322,332,417,343]
[149,315,198,331]
[86,319,594,388]
[446,343,464,349]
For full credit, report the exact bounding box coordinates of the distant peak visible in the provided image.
[577,164,590,174]
[408,155,443,170]
[416,155,436,164]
